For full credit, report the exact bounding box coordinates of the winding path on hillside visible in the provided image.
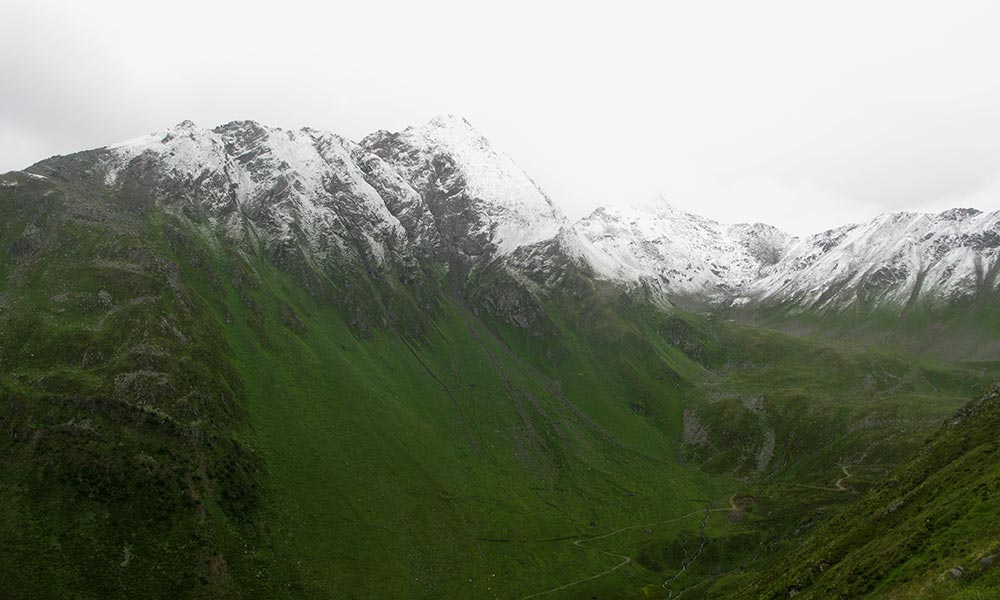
[784,465,858,492]
[516,496,739,600]
[835,465,853,490]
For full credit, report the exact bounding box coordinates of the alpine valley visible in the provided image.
[3,115,1000,599]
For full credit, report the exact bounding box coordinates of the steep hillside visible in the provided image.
[0,164,726,598]
[720,384,1000,599]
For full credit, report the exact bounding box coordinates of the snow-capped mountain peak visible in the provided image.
[362,115,566,257]
[96,116,571,281]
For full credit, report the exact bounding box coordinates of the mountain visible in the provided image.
[2,115,1000,599]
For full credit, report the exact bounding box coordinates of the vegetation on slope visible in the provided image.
[725,384,1000,599]
[2,164,999,600]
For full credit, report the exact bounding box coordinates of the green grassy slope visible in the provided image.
[719,385,1000,599]
[0,166,741,598]
[0,170,288,598]
[613,340,998,599]
[226,294,733,598]
[2,166,998,599]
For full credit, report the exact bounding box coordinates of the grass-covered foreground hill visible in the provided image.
[1,130,999,600]
[723,384,1000,599]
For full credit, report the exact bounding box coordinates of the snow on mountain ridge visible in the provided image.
[104,119,229,186]
[744,207,1000,310]
[102,119,411,266]
[99,115,569,276]
[569,199,795,302]
[564,197,1000,311]
[95,116,1000,313]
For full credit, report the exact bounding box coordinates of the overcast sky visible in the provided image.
[3,1,1000,235]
